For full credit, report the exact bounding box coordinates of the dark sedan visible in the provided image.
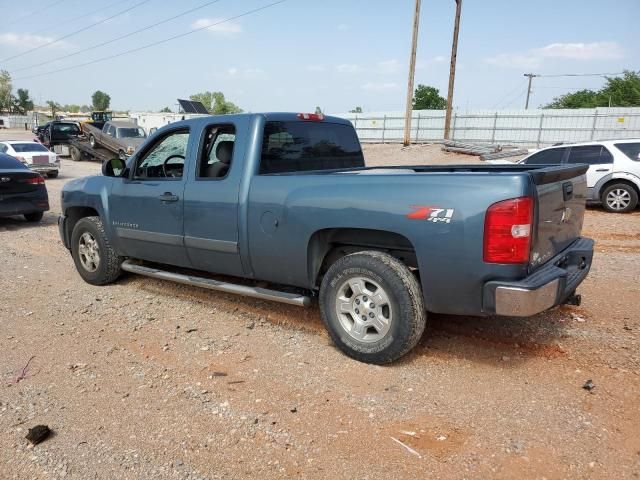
[0,153,49,222]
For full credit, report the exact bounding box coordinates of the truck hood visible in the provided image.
[119,138,146,150]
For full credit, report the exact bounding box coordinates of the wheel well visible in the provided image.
[65,206,99,239]
[599,179,640,200]
[307,228,417,288]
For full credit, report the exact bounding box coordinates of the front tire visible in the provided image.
[47,171,58,178]
[602,183,638,213]
[319,251,426,364]
[71,216,122,285]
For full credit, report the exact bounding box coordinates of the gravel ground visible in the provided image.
[1,130,639,479]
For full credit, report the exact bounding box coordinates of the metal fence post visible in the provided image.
[491,111,498,143]
[590,110,598,140]
[381,115,387,143]
[536,112,545,148]
[415,113,421,142]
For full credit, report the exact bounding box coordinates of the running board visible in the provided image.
[121,260,311,307]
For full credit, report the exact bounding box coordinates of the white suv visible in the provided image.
[520,139,640,213]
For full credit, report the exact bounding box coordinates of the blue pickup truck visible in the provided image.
[59,113,594,363]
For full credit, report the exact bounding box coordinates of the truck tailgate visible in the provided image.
[530,165,588,269]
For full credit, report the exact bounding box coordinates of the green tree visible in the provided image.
[412,84,447,110]
[46,100,61,117]
[0,70,12,113]
[545,71,640,108]
[15,89,34,114]
[159,106,172,113]
[91,90,111,111]
[189,91,242,114]
[349,106,363,113]
[80,104,91,112]
[314,106,323,114]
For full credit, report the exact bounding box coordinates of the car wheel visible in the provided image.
[47,171,58,178]
[70,146,82,162]
[601,183,638,213]
[24,212,43,222]
[71,216,122,285]
[89,135,96,149]
[319,250,426,364]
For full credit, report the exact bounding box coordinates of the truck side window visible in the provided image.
[259,121,365,174]
[134,129,189,179]
[567,145,613,164]
[198,124,236,179]
[107,125,116,137]
[524,147,567,165]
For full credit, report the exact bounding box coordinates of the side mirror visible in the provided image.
[102,157,126,177]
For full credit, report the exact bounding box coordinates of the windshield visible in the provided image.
[53,123,80,134]
[118,127,146,139]
[10,143,50,153]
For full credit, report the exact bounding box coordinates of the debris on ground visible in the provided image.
[571,313,587,322]
[390,436,422,458]
[25,425,51,445]
[13,355,36,384]
[583,379,596,392]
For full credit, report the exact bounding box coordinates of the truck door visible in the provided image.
[183,120,245,277]
[109,127,192,267]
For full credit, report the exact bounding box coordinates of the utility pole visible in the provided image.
[443,0,462,139]
[524,73,537,109]
[403,0,422,146]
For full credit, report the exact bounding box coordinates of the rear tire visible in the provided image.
[47,171,58,178]
[24,212,43,222]
[319,250,426,364]
[70,146,82,162]
[71,216,122,285]
[601,183,638,213]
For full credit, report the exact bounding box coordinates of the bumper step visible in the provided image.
[121,260,311,307]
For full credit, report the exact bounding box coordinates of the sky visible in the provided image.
[0,0,638,113]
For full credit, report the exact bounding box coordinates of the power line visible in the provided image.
[0,0,153,63]
[9,0,66,26]
[11,0,224,74]
[492,79,527,109]
[14,0,288,81]
[533,72,625,78]
[31,0,132,37]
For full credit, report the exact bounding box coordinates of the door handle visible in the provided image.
[158,192,179,202]
[595,168,610,172]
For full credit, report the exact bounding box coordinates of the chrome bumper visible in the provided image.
[483,237,594,317]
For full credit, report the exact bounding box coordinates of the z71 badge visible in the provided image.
[406,206,455,223]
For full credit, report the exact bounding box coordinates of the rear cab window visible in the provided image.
[615,142,640,161]
[53,123,80,135]
[259,121,364,174]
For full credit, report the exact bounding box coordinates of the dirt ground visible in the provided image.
[1,130,639,479]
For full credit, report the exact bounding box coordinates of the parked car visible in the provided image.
[58,113,593,364]
[491,139,640,213]
[84,120,147,160]
[0,153,49,222]
[0,141,60,178]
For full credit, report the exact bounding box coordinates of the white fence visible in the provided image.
[333,107,640,147]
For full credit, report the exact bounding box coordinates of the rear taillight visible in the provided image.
[22,176,45,185]
[297,113,324,121]
[483,196,533,264]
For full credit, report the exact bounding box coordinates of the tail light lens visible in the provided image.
[22,175,46,185]
[483,197,533,264]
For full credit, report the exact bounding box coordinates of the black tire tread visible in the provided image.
[601,183,638,213]
[319,250,426,364]
[71,216,122,285]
